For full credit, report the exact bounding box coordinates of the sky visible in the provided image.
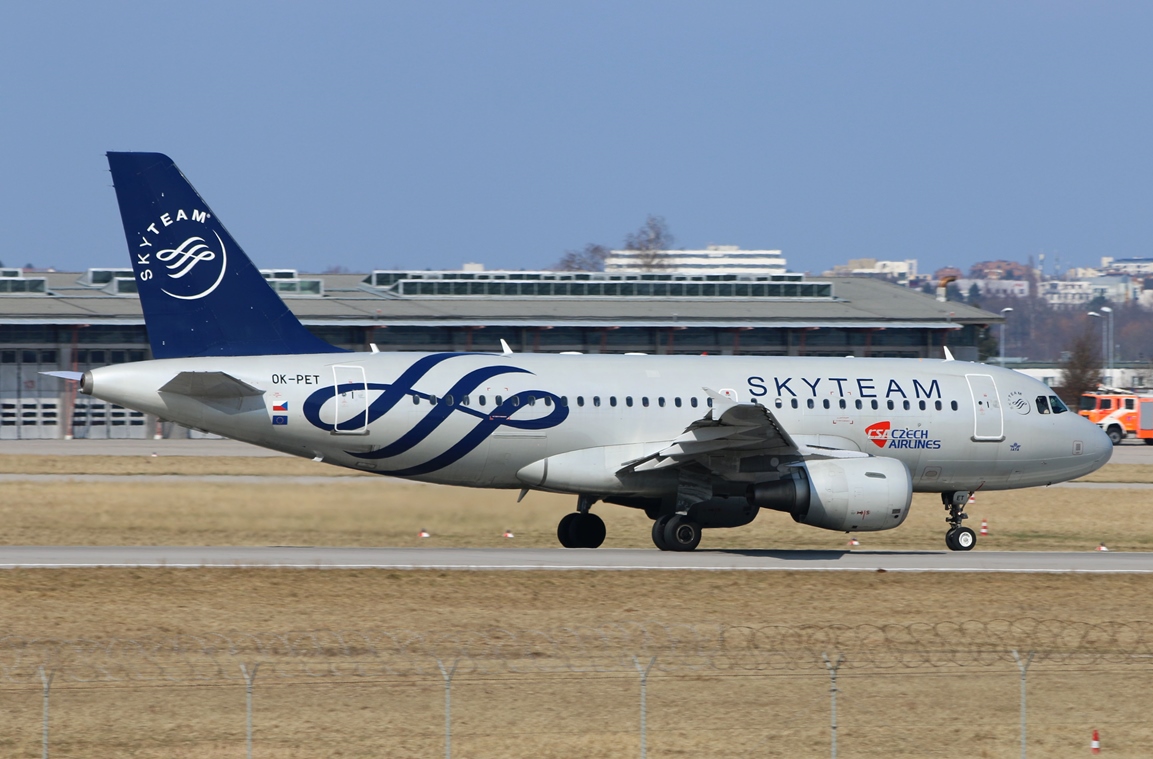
[2,2,1152,277]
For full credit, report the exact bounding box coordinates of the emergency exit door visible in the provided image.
[331,365,369,434]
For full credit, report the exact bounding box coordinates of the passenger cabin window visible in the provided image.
[478,395,486,406]
[871,400,879,410]
[791,398,799,409]
[610,397,618,407]
[625,396,633,407]
[658,398,665,407]
[462,395,470,406]
[918,400,926,411]
[903,400,910,411]
[495,395,503,406]
[839,399,847,409]
[1049,395,1069,414]
[775,398,783,408]
[887,400,895,410]
[822,399,830,409]
[675,398,682,408]
[807,399,815,409]
[855,399,862,410]
[690,398,699,408]
[1036,396,1051,414]
[641,397,649,407]
[560,396,567,406]
[593,396,601,407]
[950,400,958,411]
[444,395,454,406]
[934,400,942,411]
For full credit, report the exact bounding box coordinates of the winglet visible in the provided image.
[703,387,738,416]
[942,346,955,361]
[500,339,514,356]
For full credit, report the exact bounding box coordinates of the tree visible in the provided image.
[1055,328,1103,405]
[554,243,609,272]
[967,283,982,307]
[623,215,674,271]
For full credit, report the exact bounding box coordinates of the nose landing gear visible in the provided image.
[943,491,976,551]
[557,495,606,549]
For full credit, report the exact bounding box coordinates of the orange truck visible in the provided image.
[1079,390,1153,445]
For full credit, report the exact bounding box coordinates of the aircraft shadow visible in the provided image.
[708,549,942,560]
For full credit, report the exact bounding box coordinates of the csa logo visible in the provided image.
[865,420,891,448]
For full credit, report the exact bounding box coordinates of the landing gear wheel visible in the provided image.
[557,513,580,548]
[651,515,672,551]
[952,526,976,551]
[663,515,702,552]
[557,512,606,549]
[574,513,606,548]
[945,528,958,551]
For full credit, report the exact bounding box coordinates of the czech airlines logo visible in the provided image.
[865,420,942,450]
[134,209,228,300]
[865,421,891,448]
[302,353,568,477]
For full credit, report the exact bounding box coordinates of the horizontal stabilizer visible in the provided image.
[40,371,83,381]
[159,371,264,400]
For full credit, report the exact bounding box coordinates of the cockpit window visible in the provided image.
[1049,395,1069,414]
[1035,396,1050,414]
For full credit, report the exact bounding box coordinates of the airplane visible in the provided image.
[49,152,1114,552]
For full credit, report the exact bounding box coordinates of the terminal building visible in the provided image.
[0,266,997,439]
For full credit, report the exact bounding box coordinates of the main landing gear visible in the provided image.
[557,495,606,549]
[942,491,976,551]
[651,514,702,552]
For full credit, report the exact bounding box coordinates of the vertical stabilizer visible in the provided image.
[106,152,343,358]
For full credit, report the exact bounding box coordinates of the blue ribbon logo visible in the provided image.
[302,353,567,476]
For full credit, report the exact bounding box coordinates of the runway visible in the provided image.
[0,546,1149,572]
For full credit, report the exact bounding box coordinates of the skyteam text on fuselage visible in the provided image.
[52,153,1113,552]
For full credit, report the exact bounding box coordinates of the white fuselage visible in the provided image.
[84,352,1113,495]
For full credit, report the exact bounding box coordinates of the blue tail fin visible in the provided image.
[107,152,344,358]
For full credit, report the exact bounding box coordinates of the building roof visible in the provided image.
[0,271,999,330]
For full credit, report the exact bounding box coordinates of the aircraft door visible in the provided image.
[331,365,369,435]
[965,374,1004,442]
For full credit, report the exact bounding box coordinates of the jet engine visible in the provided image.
[748,457,912,532]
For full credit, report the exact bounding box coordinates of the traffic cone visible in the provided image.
[968,493,976,504]
[1091,729,1100,754]
[848,537,860,547]
[1096,543,1109,552]
[980,519,989,536]
[418,529,431,538]
[503,529,515,538]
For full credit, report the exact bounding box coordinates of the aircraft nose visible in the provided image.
[1084,421,1114,469]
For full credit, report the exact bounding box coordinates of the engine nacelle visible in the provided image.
[749,457,912,532]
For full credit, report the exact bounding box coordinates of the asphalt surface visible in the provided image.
[0,546,1147,572]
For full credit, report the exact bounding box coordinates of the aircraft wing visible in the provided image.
[617,388,868,477]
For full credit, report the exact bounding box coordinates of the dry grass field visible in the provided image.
[0,455,1151,757]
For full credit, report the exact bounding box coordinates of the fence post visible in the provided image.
[38,666,54,759]
[437,659,459,759]
[1010,651,1035,759]
[633,656,657,759]
[823,653,845,759]
[240,663,260,759]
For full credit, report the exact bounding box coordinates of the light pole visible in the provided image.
[1101,306,1114,384]
[999,308,1014,365]
[1088,309,1115,385]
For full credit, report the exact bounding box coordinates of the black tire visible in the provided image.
[944,528,959,551]
[953,526,976,551]
[651,515,672,551]
[1107,426,1124,446]
[1144,438,1153,446]
[575,513,606,549]
[663,515,702,552]
[557,513,580,548]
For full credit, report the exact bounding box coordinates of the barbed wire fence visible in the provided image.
[3,619,1153,758]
